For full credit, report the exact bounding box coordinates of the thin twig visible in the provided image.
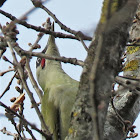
[6,38,51,138]
[1,21,50,137]
[21,50,84,67]
[29,32,44,51]
[0,0,6,7]
[79,37,89,51]
[0,9,87,40]
[24,124,37,140]
[10,41,84,66]
[0,127,18,138]
[0,127,33,140]
[10,117,23,140]
[0,72,16,99]
[31,0,92,41]
[0,127,32,140]
[0,101,50,139]
[110,96,137,136]
[32,0,77,35]
[18,101,25,138]
[2,55,14,65]
[1,18,51,136]
[0,68,14,76]
[25,57,43,101]
[111,97,125,125]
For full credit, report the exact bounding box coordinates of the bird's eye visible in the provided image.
[36,57,41,68]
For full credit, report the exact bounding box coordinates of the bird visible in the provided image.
[36,23,79,140]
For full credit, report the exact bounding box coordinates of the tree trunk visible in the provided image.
[66,1,139,140]
[104,4,140,140]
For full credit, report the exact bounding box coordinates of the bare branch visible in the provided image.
[31,0,92,41]
[0,101,51,139]
[0,72,16,99]
[79,38,89,52]
[21,50,84,67]
[0,0,7,7]
[0,68,14,76]
[0,9,91,40]
[115,76,140,95]
[1,22,51,138]
[25,57,43,101]
[24,125,37,140]
[0,127,32,140]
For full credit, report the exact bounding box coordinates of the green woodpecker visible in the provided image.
[36,24,79,140]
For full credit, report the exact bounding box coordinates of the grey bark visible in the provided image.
[66,1,139,140]
[104,4,140,140]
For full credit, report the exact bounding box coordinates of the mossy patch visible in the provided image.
[127,46,140,54]
[123,60,139,72]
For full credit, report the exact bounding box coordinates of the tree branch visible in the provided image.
[0,0,7,7]
[0,101,50,139]
[0,9,91,40]
[31,0,92,41]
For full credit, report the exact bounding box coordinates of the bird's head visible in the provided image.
[36,21,61,90]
